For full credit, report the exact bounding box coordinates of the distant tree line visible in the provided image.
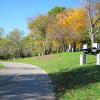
[0,0,100,59]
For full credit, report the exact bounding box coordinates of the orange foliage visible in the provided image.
[56,8,86,33]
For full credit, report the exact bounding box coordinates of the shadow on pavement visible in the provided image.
[0,74,55,100]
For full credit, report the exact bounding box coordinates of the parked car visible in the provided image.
[82,43,100,54]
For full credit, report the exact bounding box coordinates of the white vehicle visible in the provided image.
[91,43,100,53]
[82,44,88,53]
[82,43,100,54]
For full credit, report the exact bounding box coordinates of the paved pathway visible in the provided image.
[0,62,55,100]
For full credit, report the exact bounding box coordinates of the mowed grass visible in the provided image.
[15,52,100,100]
[0,63,4,69]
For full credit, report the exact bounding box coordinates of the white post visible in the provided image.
[13,57,15,62]
[80,53,86,65]
[97,54,100,65]
[72,48,74,52]
[68,44,71,52]
[41,52,44,56]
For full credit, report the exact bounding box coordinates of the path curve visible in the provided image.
[0,62,55,100]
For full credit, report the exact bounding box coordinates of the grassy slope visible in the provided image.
[15,52,100,100]
[0,64,4,69]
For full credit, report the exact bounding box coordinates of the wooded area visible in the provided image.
[0,0,100,59]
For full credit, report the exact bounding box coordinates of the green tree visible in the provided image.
[0,27,4,38]
[7,28,24,58]
[48,6,66,16]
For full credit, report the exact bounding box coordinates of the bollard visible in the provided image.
[80,53,86,65]
[97,54,100,65]
[68,44,71,52]
[13,57,15,62]
[72,48,74,52]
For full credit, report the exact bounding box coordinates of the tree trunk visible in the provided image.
[73,42,76,52]
[62,38,66,52]
[87,0,99,47]
[90,34,96,46]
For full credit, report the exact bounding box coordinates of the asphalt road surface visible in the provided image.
[0,62,55,100]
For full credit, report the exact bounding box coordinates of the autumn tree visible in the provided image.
[86,0,100,46]
[20,35,34,57]
[48,8,68,52]
[57,8,86,51]
[47,15,68,52]
[28,15,49,55]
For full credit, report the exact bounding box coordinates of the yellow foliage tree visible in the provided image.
[56,8,86,50]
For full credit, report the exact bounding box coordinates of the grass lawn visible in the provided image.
[14,52,100,100]
[0,63,4,69]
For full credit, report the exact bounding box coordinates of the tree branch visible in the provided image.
[87,0,94,32]
[93,16,100,27]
